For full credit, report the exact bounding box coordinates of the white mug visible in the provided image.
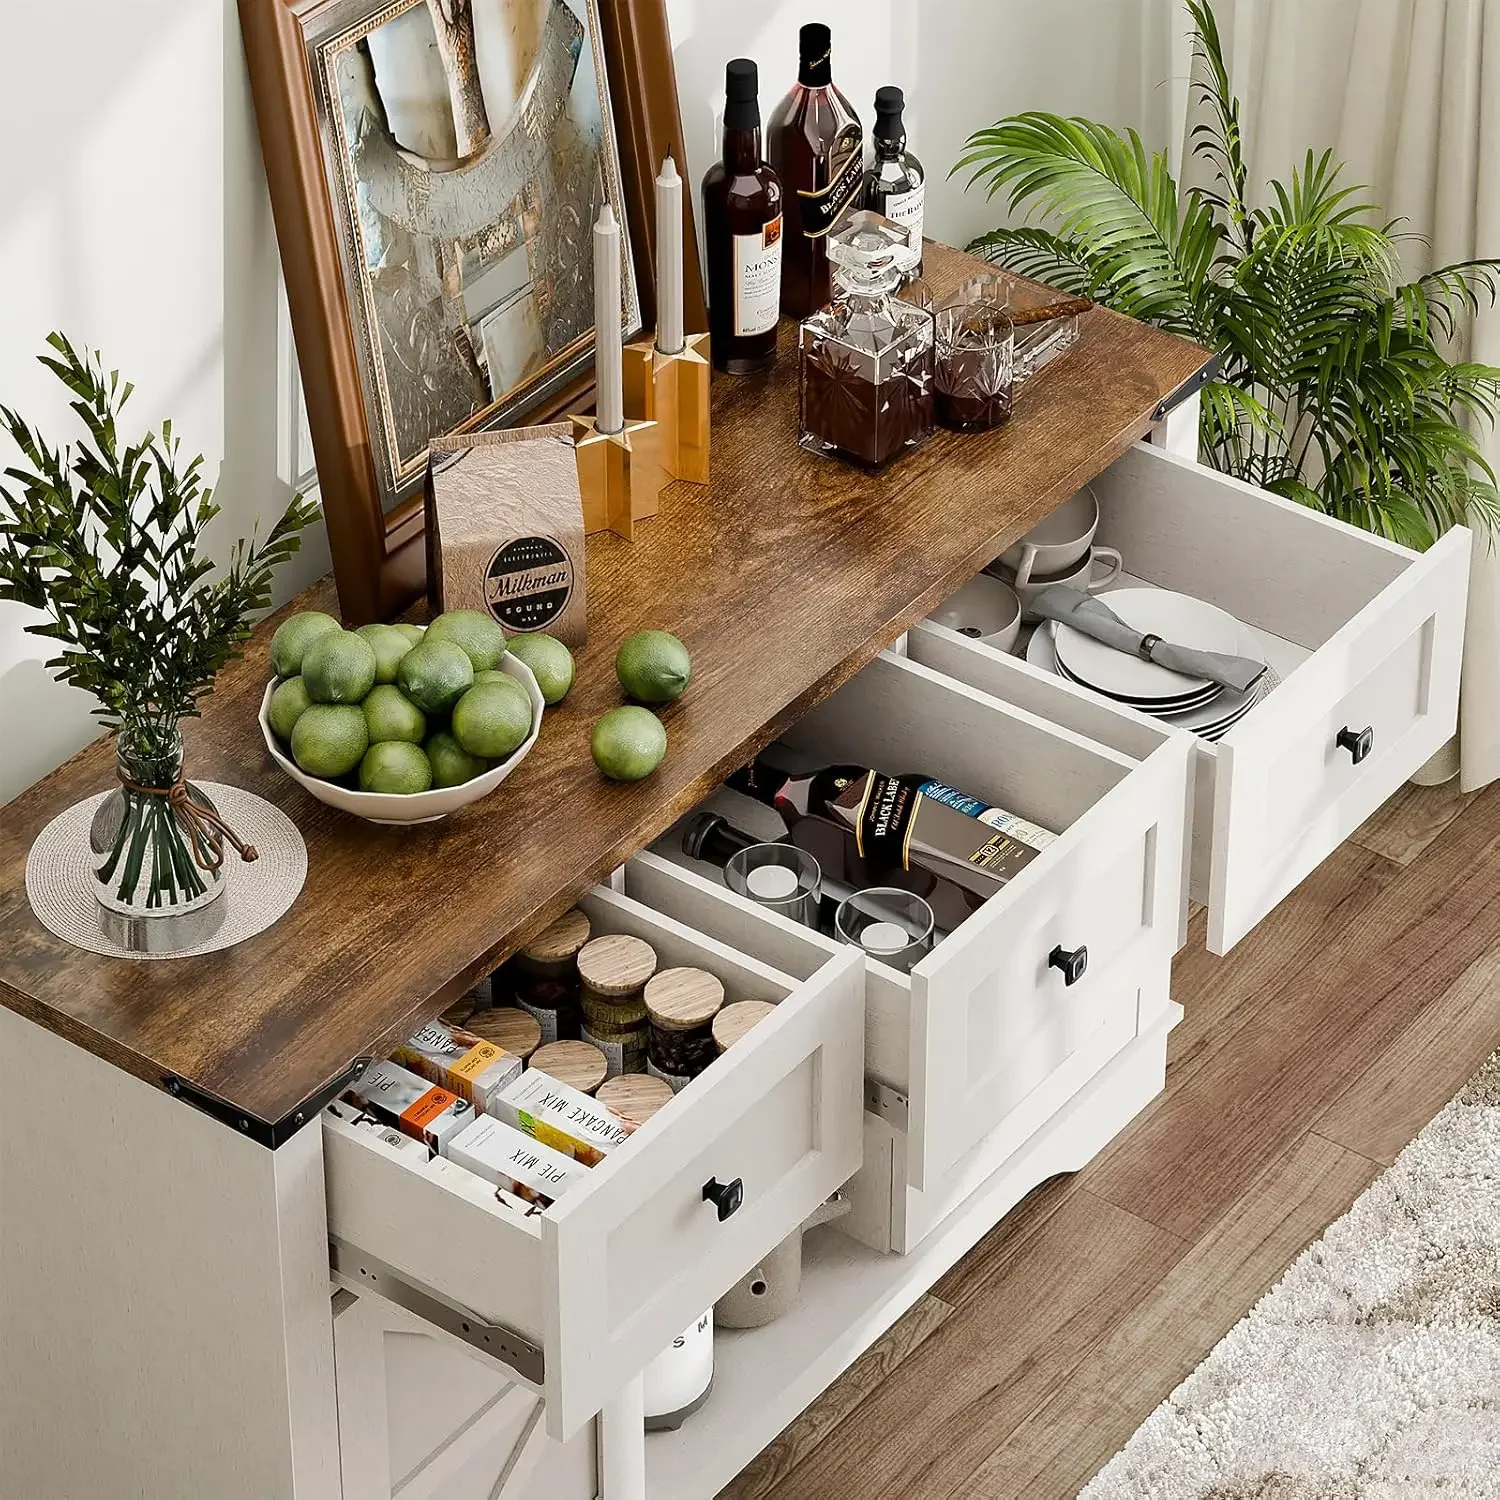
[926,573,1022,654]
[999,484,1099,584]
[998,545,1124,621]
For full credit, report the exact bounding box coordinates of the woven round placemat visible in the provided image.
[25,783,307,960]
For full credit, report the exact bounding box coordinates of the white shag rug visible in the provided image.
[1083,1053,1500,1499]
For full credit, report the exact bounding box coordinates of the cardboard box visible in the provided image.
[444,1115,586,1207]
[393,1020,523,1114]
[495,1069,633,1167]
[343,1059,473,1153]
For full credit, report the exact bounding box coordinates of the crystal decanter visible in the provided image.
[796,211,935,469]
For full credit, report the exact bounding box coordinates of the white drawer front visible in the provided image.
[1209,527,1468,949]
[323,891,864,1443]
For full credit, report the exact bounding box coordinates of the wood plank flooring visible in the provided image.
[720,778,1500,1500]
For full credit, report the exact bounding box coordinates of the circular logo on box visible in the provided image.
[483,537,573,631]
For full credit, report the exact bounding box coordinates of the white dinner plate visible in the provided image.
[1052,588,1246,702]
[1029,621,1273,738]
[1054,654,1224,712]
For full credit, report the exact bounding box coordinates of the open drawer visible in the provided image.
[322,884,864,1442]
[648,651,1190,1194]
[921,442,1470,954]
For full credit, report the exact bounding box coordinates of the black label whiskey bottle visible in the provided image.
[768,22,863,319]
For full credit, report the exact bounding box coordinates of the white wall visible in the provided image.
[0,0,1178,803]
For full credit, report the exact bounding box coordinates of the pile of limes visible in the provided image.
[267,609,561,795]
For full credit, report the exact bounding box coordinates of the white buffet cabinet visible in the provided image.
[318,437,1469,1499]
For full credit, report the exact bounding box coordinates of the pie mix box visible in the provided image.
[342,1059,474,1153]
[444,1114,586,1207]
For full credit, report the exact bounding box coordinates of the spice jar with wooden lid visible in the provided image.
[645,968,725,1091]
[712,999,777,1054]
[462,1005,542,1063]
[512,908,591,1043]
[577,933,657,1076]
[596,1072,674,1127]
[530,1038,609,1096]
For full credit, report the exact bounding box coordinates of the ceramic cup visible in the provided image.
[993,544,1124,622]
[926,573,1022,654]
[997,484,1100,583]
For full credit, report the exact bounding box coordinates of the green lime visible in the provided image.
[615,630,691,703]
[426,731,487,788]
[270,611,341,678]
[358,740,433,795]
[506,633,575,705]
[393,623,426,646]
[268,676,313,742]
[452,678,533,760]
[427,610,509,671]
[362,684,426,744]
[291,704,369,778]
[591,705,667,781]
[355,623,414,684]
[396,638,474,715]
[472,669,508,687]
[302,630,378,705]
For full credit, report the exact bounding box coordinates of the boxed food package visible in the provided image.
[392,1020,524,1113]
[343,1059,474,1153]
[496,1068,633,1166]
[444,1114,587,1208]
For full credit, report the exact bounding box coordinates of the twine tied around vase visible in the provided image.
[117,771,260,872]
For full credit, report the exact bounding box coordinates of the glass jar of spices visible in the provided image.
[596,1072,675,1128]
[577,933,657,1076]
[462,1005,542,1065]
[645,968,725,1091]
[712,999,777,1055]
[511,908,591,1043]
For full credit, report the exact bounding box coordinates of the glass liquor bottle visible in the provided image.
[768,22,864,318]
[863,86,925,282]
[701,59,785,374]
[797,211,935,469]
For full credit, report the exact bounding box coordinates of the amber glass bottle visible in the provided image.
[701,58,785,374]
[768,22,863,318]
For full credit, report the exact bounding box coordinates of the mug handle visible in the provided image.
[1013,543,1040,588]
[1086,547,1124,592]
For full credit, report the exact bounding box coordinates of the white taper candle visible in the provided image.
[594,202,624,433]
[655,154,684,355]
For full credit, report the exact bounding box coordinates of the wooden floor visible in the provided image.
[719,775,1500,1499]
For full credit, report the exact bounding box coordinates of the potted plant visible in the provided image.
[0,335,318,951]
[955,0,1500,549]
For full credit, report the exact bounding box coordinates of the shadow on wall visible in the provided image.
[0,647,101,802]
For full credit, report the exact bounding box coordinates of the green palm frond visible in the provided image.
[953,0,1500,549]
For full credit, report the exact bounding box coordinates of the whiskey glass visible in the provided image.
[933,274,1015,432]
[834,887,936,973]
[725,843,823,928]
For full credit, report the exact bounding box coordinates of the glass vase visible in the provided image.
[89,722,228,953]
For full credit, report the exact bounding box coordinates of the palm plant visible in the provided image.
[954,0,1500,548]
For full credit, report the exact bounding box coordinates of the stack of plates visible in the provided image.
[1024,588,1278,741]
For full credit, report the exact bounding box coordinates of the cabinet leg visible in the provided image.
[598,1375,646,1500]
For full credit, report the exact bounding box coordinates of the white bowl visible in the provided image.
[259,655,544,825]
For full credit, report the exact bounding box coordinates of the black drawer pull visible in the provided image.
[702,1177,743,1222]
[1336,726,1374,764]
[1049,945,1088,986]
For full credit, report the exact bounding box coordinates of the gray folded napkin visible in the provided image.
[1034,587,1268,693]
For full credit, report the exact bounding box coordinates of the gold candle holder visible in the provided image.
[623,332,711,486]
[571,417,663,542]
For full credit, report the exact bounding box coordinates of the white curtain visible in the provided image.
[1186,0,1500,789]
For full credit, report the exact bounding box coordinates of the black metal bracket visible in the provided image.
[162,1055,373,1149]
[1151,356,1219,423]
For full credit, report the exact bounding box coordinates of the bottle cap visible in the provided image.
[873,85,905,137]
[645,967,725,1031]
[725,57,758,100]
[578,932,658,996]
[521,907,591,964]
[799,22,832,59]
[530,1039,609,1095]
[826,210,921,292]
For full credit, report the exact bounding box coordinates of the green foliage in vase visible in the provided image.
[954,0,1500,548]
[0,333,319,744]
